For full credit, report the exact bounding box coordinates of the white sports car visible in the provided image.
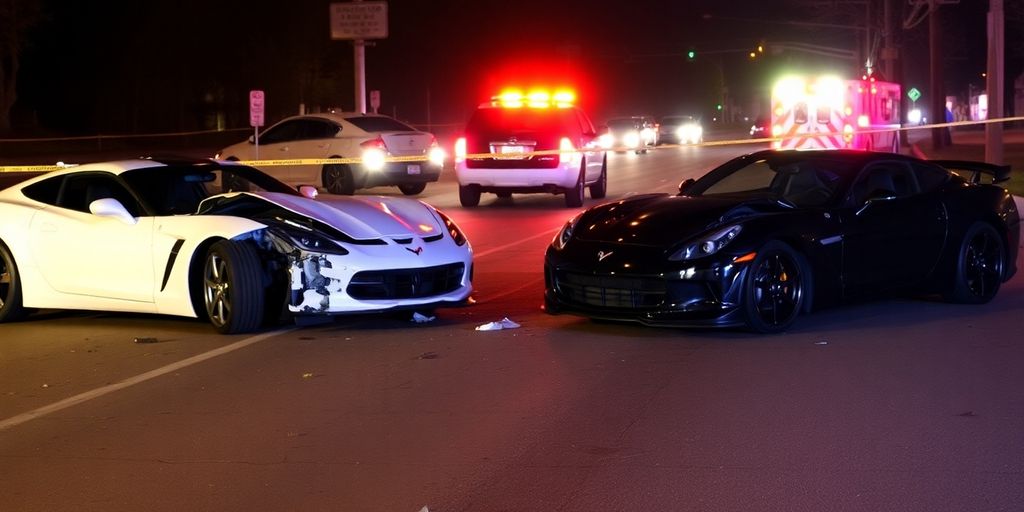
[0,158,473,333]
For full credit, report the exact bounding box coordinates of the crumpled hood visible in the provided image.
[575,193,788,247]
[203,192,443,239]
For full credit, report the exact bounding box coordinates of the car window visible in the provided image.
[57,173,143,216]
[260,120,303,144]
[701,159,776,195]
[22,175,64,204]
[850,162,919,204]
[300,119,340,140]
[912,162,950,192]
[121,164,300,216]
[346,116,416,132]
[466,108,578,138]
[575,109,595,135]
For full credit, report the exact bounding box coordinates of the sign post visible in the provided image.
[249,89,265,160]
[330,2,388,113]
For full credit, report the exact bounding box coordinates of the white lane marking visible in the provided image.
[0,328,294,432]
[473,228,559,260]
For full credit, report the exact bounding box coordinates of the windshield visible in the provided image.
[661,116,696,126]
[684,155,855,208]
[121,163,299,216]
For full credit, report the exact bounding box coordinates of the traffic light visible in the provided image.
[687,49,696,61]
[716,103,723,111]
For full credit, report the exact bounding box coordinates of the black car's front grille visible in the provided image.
[555,271,667,309]
[347,263,465,300]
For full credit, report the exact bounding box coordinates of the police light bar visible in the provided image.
[492,88,576,108]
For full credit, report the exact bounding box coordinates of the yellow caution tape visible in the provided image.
[3,117,1023,174]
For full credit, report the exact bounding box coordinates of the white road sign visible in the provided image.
[249,90,265,128]
[330,2,388,40]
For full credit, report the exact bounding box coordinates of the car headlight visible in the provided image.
[552,214,582,250]
[435,210,467,246]
[669,225,742,261]
[274,227,349,255]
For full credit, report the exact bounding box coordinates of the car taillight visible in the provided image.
[361,136,388,171]
[427,136,445,166]
[455,137,467,164]
[558,137,576,165]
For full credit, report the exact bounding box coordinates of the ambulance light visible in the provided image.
[771,125,783,137]
[857,115,869,128]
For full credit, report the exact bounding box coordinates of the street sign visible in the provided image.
[249,90,265,128]
[907,87,921,102]
[330,2,388,40]
[370,90,380,112]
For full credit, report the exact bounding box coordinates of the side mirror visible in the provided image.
[678,178,696,194]
[89,198,137,225]
[248,135,256,144]
[298,185,319,199]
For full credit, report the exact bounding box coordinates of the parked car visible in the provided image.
[545,149,1019,333]
[217,113,446,196]
[658,115,703,145]
[606,116,658,153]
[454,90,607,208]
[0,158,473,333]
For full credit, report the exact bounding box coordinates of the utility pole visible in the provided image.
[929,0,947,148]
[985,0,1004,164]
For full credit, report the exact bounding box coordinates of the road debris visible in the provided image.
[814,340,828,345]
[411,312,436,323]
[133,337,158,344]
[475,317,521,331]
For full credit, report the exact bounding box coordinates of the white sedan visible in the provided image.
[217,113,446,196]
[0,159,473,333]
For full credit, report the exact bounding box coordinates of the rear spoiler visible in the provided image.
[930,160,1011,185]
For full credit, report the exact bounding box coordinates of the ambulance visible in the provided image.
[770,75,901,152]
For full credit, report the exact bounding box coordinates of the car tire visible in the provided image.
[565,162,585,208]
[946,222,1005,304]
[0,241,28,323]
[203,240,264,334]
[741,241,806,334]
[398,183,427,196]
[323,164,355,195]
[459,184,481,207]
[589,157,608,199]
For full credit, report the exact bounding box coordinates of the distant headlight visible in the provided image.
[669,225,742,261]
[552,213,582,250]
[623,131,641,148]
[676,124,702,144]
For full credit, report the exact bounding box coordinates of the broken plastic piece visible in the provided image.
[411,312,436,323]
[475,317,521,331]
[499,317,520,329]
[133,337,158,344]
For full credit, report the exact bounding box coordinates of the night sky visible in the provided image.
[8,0,1020,136]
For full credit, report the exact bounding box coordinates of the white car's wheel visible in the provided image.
[323,164,355,195]
[0,241,27,323]
[203,240,264,334]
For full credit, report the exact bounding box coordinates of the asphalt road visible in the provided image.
[1,142,1023,512]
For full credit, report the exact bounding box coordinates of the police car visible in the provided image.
[454,90,608,208]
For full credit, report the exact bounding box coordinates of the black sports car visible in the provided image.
[544,149,1020,332]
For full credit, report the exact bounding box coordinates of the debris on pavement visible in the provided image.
[814,340,828,345]
[133,337,158,344]
[411,312,436,323]
[475,317,521,331]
